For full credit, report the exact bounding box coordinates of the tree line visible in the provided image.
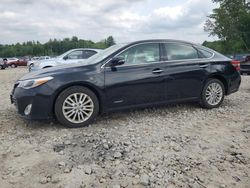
[0,36,115,58]
[203,0,250,55]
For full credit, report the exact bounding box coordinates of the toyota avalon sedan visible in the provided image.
[10,39,241,128]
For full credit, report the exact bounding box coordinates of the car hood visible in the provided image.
[19,63,91,81]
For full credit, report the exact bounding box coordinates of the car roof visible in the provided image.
[126,39,198,46]
[68,48,103,52]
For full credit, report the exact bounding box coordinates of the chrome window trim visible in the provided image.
[101,41,215,69]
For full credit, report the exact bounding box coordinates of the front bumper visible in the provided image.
[10,83,55,120]
[0,63,8,69]
[29,65,40,72]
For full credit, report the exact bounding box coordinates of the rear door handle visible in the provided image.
[199,64,209,68]
[152,69,164,74]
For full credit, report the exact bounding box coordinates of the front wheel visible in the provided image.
[200,79,225,109]
[11,64,17,68]
[29,64,33,71]
[55,86,99,128]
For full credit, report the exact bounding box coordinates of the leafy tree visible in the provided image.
[105,36,116,47]
[204,0,250,54]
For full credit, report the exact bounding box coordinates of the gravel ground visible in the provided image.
[0,67,249,188]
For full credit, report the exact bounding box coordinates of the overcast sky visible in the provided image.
[0,0,218,44]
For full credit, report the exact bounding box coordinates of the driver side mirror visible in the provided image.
[110,57,125,67]
[63,56,68,60]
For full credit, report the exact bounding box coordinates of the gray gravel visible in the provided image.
[0,67,250,188]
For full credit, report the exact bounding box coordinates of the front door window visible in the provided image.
[117,43,160,65]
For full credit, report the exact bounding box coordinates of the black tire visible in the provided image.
[29,64,33,71]
[200,78,225,109]
[55,86,99,128]
[0,65,4,70]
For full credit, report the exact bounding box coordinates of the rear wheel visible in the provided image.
[55,86,99,128]
[200,78,225,109]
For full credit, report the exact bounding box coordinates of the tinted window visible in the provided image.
[246,56,250,62]
[118,43,160,65]
[234,55,245,61]
[67,50,83,60]
[84,50,97,59]
[164,43,198,60]
[198,48,213,58]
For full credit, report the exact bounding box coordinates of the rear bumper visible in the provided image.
[240,68,250,75]
[240,63,250,74]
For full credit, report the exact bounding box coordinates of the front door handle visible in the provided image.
[199,64,209,68]
[152,69,164,74]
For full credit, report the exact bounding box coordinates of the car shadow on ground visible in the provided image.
[12,102,202,130]
[5,99,239,131]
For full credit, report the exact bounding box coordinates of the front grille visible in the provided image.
[12,97,17,106]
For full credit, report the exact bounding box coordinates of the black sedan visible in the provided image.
[11,40,241,128]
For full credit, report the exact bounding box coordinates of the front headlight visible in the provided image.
[18,76,54,89]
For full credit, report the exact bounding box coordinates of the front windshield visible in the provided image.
[57,51,70,59]
[84,44,127,65]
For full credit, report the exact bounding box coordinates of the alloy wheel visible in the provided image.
[62,93,94,124]
[205,82,223,106]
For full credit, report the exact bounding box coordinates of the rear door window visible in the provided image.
[163,43,199,60]
[83,50,97,59]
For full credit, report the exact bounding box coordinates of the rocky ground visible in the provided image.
[0,67,249,188]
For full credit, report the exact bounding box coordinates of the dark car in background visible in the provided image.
[11,39,241,128]
[239,55,250,75]
[232,54,246,63]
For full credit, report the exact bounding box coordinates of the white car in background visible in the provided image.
[28,56,51,70]
[30,48,102,71]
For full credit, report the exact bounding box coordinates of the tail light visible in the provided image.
[231,60,240,71]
